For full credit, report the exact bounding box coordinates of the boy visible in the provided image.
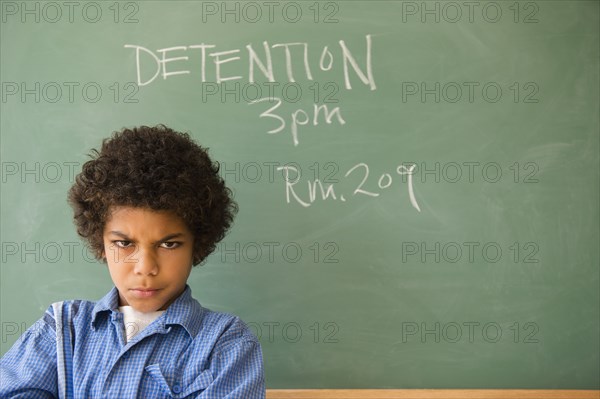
[0,125,266,398]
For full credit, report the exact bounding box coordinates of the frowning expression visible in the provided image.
[102,206,194,312]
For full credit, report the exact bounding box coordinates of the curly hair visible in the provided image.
[67,125,237,266]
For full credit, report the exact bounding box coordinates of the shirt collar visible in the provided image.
[91,285,204,338]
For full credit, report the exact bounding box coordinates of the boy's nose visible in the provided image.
[133,248,159,276]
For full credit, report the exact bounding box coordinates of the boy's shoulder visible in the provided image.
[196,305,259,347]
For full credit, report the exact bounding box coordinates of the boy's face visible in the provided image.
[102,206,194,313]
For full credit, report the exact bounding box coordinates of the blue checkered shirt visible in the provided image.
[0,285,266,398]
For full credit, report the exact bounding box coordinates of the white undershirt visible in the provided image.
[118,306,165,343]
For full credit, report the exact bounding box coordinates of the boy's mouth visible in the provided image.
[130,288,161,298]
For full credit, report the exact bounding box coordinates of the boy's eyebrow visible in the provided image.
[108,231,186,242]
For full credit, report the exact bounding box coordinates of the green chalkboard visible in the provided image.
[1,0,598,389]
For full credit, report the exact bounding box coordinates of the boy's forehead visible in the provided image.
[105,206,186,229]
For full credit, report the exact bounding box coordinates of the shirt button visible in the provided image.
[172,384,181,394]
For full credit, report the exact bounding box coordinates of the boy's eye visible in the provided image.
[114,240,132,248]
[161,241,181,249]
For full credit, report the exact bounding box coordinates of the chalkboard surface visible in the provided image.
[1,0,598,389]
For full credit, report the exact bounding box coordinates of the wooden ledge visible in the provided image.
[266,390,600,399]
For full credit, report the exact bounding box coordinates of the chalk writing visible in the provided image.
[124,35,375,89]
[276,162,420,212]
